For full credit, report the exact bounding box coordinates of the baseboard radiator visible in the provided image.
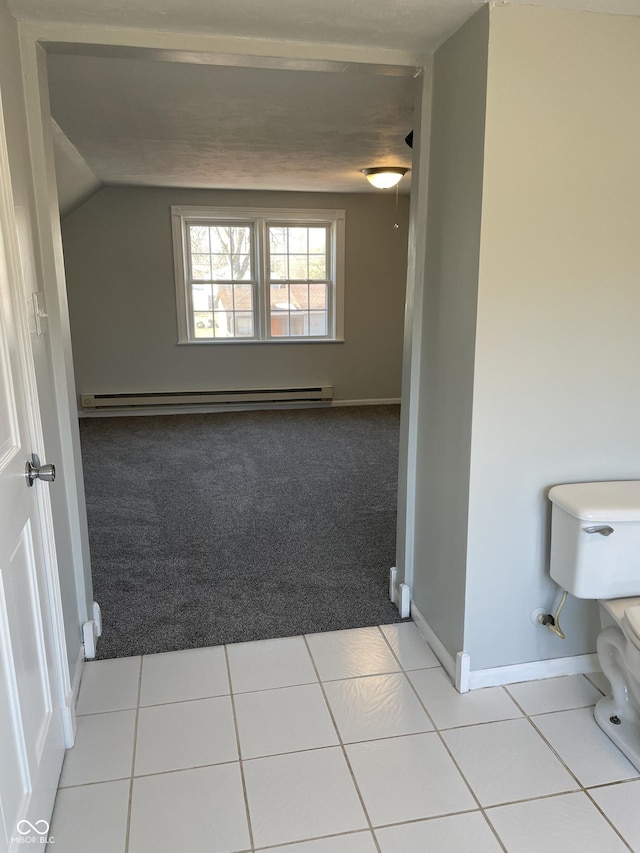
[80,386,333,411]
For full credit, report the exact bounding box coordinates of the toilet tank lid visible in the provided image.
[548,481,640,521]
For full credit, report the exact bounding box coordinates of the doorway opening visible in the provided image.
[42,43,419,658]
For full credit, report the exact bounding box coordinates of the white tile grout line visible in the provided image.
[73,658,598,711]
[583,672,608,695]
[581,779,640,852]
[498,689,636,852]
[224,644,256,853]
[253,829,380,853]
[302,632,383,853]
[253,828,376,852]
[124,654,143,853]
[374,626,510,853]
[59,629,640,851]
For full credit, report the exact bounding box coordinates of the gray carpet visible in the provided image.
[79,405,405,659]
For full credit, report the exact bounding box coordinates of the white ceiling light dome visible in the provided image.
[361,167,409,189]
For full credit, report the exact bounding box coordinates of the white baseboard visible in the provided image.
[456,652,471,694]
[82,620,98,659]
[468,653,600,690]
[79,398,400,417]
[62,645,84,747]
[410,601,457,685]
[81,600,102,661]
[331,398,401,407]
[92,601,102,636]
[410,600,600,693]
[388,567,410,618]
[70,644,84,704]
[78,400,332,418]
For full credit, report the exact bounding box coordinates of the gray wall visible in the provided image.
[52,119,102,218]
[62,186,409,404]
[0,0,91,675]
[413,4,640,672]
[465,4,640,669]
[412,7,489,657]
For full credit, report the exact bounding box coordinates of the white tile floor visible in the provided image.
[50,623,640,852]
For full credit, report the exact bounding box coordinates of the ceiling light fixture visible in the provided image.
[361,166,409,189]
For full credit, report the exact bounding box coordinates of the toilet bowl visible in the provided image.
[548,481,640,771]
[594,597,640,770]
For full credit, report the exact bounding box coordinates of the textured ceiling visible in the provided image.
[17,0,640,200]
[11,0,640,52]
[46,54,417,194]
[16,0,486,53]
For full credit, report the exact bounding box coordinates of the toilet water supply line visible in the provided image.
[538,591,568,639]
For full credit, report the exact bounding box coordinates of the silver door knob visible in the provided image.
[25,453,56,487]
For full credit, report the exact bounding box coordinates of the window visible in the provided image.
[172,206,345,343]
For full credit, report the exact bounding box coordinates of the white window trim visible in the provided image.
[171,205,345,344]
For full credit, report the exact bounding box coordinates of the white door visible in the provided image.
[0,88,68,853]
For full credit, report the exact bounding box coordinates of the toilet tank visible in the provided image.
[548,481,640,599]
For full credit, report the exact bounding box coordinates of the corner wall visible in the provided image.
[464,5,640,670]
[61,186,409,404]
[411,7,489,658]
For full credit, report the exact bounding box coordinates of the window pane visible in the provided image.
[209,226,233,255]
[289,255,308,279]
[270,284,290,310]
[201,226,253,281]
[270,255,287,280]
[234,284,253,312]
[288,227,308,253]
[208,225,226,255]
[309,283,327,310]
[212,284,234,310]
[231,253,251,281]
[192,284,256,340]
[271,312,289,337]
[308,255,326,280]
[192,283,213,311]
[289,315,306,336]
[189,225,209,253]
[230,226,251,254]
[191,254,211,280]
[309,311,328,336]
[235,312,254,337]
[231,225,253,281]
[290,284,309,309]
[267,225,328,282]
[211,254,232,280]
[213,311,233,337]
[308,227,326,254]
[269,227,287,253]
[194,312,214,337]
